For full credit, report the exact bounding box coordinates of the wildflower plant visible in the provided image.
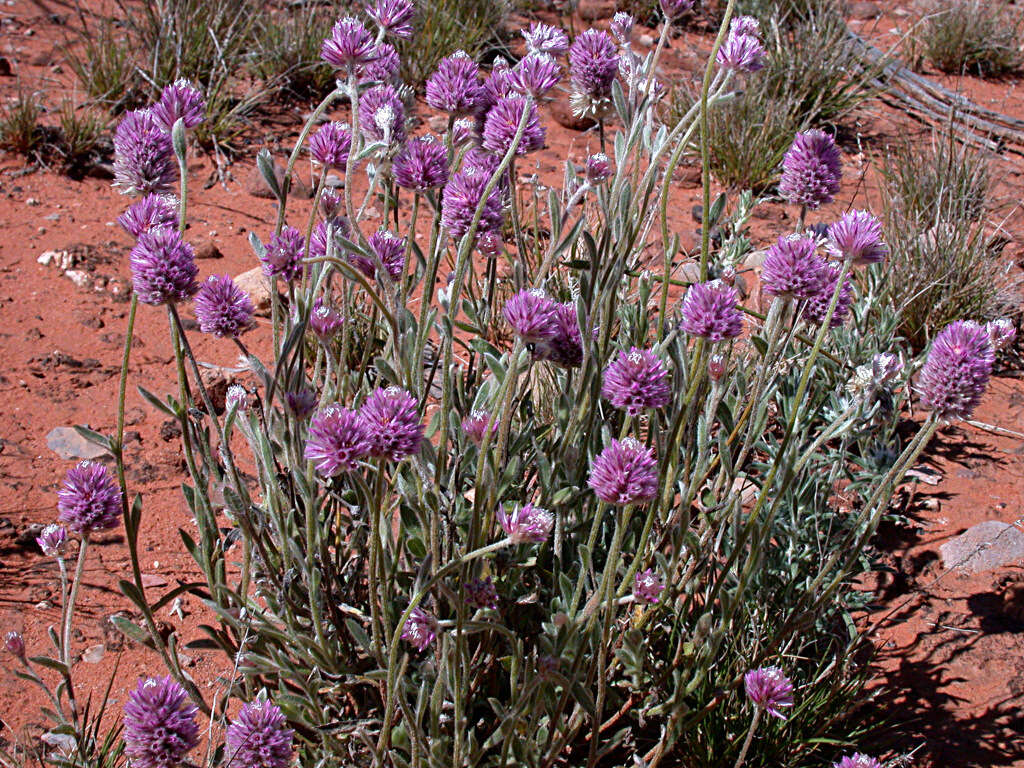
[22,1,990,767]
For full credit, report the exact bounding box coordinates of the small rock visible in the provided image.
[245,160,311,200]
[141,574,167,588]
[81,644,105,663]
[199,366,234,414]
[548,94,596,132]
[26,198,40,206]
[743,249,767,270]
[578,0,616,21]
[46,427,110,460]
[65,269,90,288]
[37,250,59,266]
[44,212,60,222]
[638,33,656,48]
[194,241,223,260]
[849,1,880,20]
[324,173,344,189]
[939,521,1024,574]
[234,267,273,317]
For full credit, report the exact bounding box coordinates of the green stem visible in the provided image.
[732,705,762,768]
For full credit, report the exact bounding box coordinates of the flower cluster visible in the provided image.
[680,281,744,340]
[919,321,994,421]
[589,439,658,506]
[58,461,122,534]
[778,130,842,209]
[122,677,199,768]
[194,275,254,338]
[744,666,794,719]
[602,347,672,414]
[498,503,554,544]
[225,700,294,768]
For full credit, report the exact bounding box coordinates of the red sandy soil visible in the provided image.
[0,1,1023,765]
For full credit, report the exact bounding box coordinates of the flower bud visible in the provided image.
[36,524,68,557]
[708,354,727,382]
[4,631,25,658]
[585,153,611,184]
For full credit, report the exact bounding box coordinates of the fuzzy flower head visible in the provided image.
[366,0,415,39]
[602,347,672,414]
[226,385,249,413]
[744,666,794,719]
[224,699,293,768]
[194,275,253,338]
[827,210,887,265]
[122,676,199,768]
[535,302,583,368]
[569,29,619,105]
[360,41,401,83]
[309,298,345,341]
[309,218,351,259]
[633,568,664,604]
[512,52,561,98]
[426,52,483,115]
[118,194,177,238]
[834,755,882,768]
[503,289,558,344]
[321,16,378,70]
[393,136,449,191]
[402,607,438,651]
[113,109,176,196]
[588,438,659,506]
[261,226,305,282]
[660,0,694,21]
[151,80,205,131]
[304,405,372,476]
[477,231,503,257]
[497,502,554,544]
[309,122,352,169]
[480,59,516,115]
[523,22,569,56]
[441,169,505,241]
[611,13,634,44]
[986,318,1016,351]
[36,524,68,557]
[482,96,546,155]
[679,281,744,341]
[802,263,854,328]
[285,389,317,420]
[4,631,24,658]
[778,129,842,209]
[465,577,499,609]
[368,229,406,282]
[919,320,994,421]
[462,410,497,444]
[130,228,198,306]
[586,153,612,184]
[731,15,760,36]
[359,84,406,145]
[761,235,827,300]
[359,387,423,461]
[717,32,766,72]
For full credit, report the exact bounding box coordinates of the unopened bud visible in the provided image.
[36,524,67,557]
[4,631,25,658]
[708,354,727,382]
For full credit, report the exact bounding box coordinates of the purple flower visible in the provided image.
[309,122,352,169]
[193,275,253,338]
[716,32,766,72]
[113,109,176,196]
[225,700,293,768]
[366,0,415,39]
[834,755,882,768]
[986,318,1016,351]
[708,354,727,381]
[482,96,545,156]
[359,84,405,145]
[402,607,438,651]
[588,438,658,506]
[462,409,497,444]
[310,298,345,340]
[4,631,24,658]
[569,29,619,102]
[226,385,249,413]
[919,321,994,421]
[633,568,664,604]
[761,235,827,300]
[286,389,317,420]
[535,302,583,368]
[261,226,305,282]
[462,146,503,181]
[393,136,449,191]
[320,191,343,220]
[368,230,406,282]
[441,169,505,241]
[477,231,503,256]
[497,502,554,544]
[679,281,744,340]
[778,129,842,210]
[122,676,199,768]
[802,263,853,328]
[611,13,634,44]
[744,666,794,719]
[512,53,561,98]
[130,228,198,305]
[450,118,474,146]
[310,218,349,258]
[118,194,177,238]
[586,153,611,183]
[481,59,516,109]
[359,387,423,461]
[660,0,694,21]
[304,405,372,476]
[36,524,68,557]
[426,52,483,115]
[826,210,887,265]
[321,17,378,70]
[503,289,558,343]
[523,22,569,56]
[57,462,124,536]
[360,42,401,84]
[731,15,761,37]
[602,347,672,414]
[150,80,205,131]
[465,577,498,609]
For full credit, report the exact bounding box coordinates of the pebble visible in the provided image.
[65,269,90,288]
[939,520,1024,574]
[234,267,274,317]
[46,426,110,460]
[26,197,39,206]
[638,33,655,48]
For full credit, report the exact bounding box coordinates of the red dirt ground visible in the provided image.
[1,1,1023,765]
